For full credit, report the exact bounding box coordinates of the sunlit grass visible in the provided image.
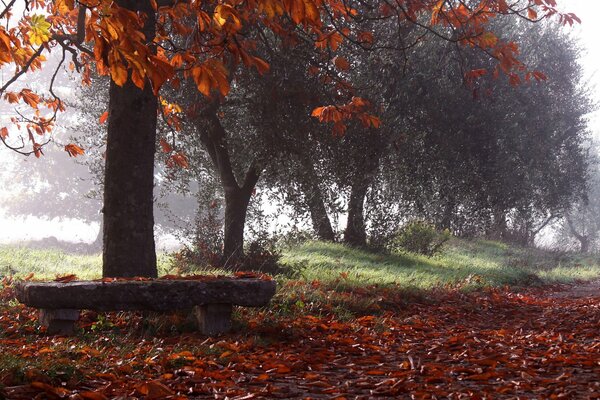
[0,247,173,280]
[1,238,599,289]
[280,239,600,289]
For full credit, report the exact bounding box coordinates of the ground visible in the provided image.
[1,241,600,399]
[1,280,599,399]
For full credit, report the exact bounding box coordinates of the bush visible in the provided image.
[392,221,451,257]
[171,239,222,274]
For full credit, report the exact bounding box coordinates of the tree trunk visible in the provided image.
[223,187,253,265]
[343,132,383,248]
[102,1,157,278]
[580,237,589,253]
[344,183,368,248]
[197,109,261,267]
[437,196,456,231]
[296,156,335,241]
[567,216,590,254]
[487,209,508,241]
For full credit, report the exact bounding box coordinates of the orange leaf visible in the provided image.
[171,152,189,168]
[65,143,85,157]
[0,127,8,139]
[99,111,109,124]
[136,381,174,399]
[334,56,350,71]
[160,138,173,153]
[54,274,78,283]
[80,392,109,400]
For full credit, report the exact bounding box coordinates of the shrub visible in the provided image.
[392,221,451,257]
[171,239,222,274]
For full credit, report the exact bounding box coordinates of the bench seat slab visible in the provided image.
[15,279,276,311]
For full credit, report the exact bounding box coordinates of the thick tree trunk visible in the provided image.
[344,183,369,248]
[296,156,335,241]
[102,1,157,278]
[223,187,253,265]
[343,132,382,248]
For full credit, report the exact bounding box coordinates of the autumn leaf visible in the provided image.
[79,391,109,400]
[29,14,52,46]
[528,7,538,20]
[171,152,189,168]
[160,137,173,153]
[135,380,174,399]
[99,111,109,124]
[214,4,243,31]
[54,274,78,283]
[334,56,350,71]
[65,143,85,157]
[0,127,8,139]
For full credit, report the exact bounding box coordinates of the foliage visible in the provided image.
[390,221,451,257]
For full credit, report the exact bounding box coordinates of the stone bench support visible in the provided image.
[15,279,275,336]
[39,309,80,335]
[193,304,232,336]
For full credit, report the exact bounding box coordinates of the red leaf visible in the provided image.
[99,111,109,124]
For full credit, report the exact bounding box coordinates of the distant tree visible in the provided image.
[378,20,591,245]
[557,162,600,253]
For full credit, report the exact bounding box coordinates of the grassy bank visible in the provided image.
[281,239,600,289]
[0,238,599,288]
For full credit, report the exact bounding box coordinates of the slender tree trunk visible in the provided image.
[488,209,508,241]
[344,182,369,248]
[567,216,590,254]
[102,1,157,278]
[296,156,335,241]
[438,196,456,231]
[197,109,261,267]
[580,238,589,253]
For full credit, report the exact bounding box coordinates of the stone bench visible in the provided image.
[14,278,276,336]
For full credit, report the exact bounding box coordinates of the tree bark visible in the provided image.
[296,155,335,241]
[343,132,382,248]
[102,0,157,278]
[197,110,261,266]
[567,216,590,253]
[223,186,253,264]
[344,182,369,248]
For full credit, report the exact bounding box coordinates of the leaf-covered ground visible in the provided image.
[1,279,600,399]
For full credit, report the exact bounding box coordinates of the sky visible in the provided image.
[567,0,600,134]
[0,1,599,246]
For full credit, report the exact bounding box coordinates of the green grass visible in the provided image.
[0,247,173,280]
[279,239,600,289]
[1,238,599,290]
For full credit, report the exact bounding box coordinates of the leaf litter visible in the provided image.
[1,279,599,399]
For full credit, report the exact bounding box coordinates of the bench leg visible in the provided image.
[39,309,80,335]
[192,304,232,335]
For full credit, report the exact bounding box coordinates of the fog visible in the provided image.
[0,1,598,252]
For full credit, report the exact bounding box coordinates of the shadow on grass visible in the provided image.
[282,240,540,289]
